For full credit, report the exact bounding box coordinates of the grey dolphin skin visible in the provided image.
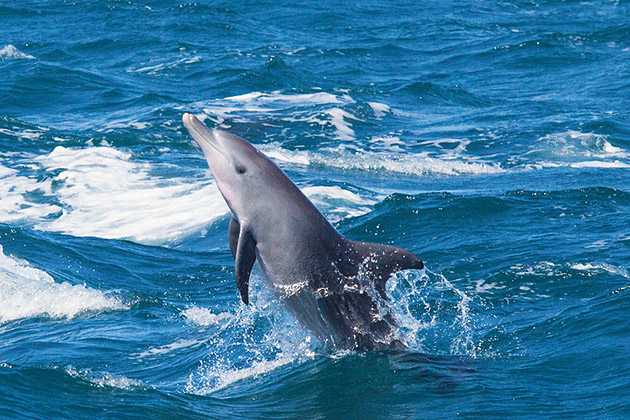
[182,113,424,350]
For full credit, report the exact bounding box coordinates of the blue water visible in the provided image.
[1,0,629,418]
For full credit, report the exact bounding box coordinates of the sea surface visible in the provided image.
[1,0,629,418]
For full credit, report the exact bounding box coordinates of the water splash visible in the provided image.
[387,268,479,357]
[183,274,320,394]
[183,264,491,394]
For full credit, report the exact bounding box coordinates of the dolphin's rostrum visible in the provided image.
[182,113,424,350]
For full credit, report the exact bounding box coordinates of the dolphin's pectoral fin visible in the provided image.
[235,224,256,305]
[228,213,255,306]
[352,241,424,300]
[228,215,240,259]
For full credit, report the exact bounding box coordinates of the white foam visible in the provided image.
[224,91,342,105]
[571,262,629,278]
[472,279,506,293]
[531,130,630,167]
[369,135,404,152]
[0,245,126,323]
[367,102,391,118]
[201,90,357,139]
[134,339,201,358]
[0,164,61,223]
[33,146,228,245]
[65,367,145,390]
[0,45,35,60]
[0,165,14,178]
[569,160,630,168]
[98,119,150,132]
[187,353,299,394]
[0,127,46,142]
[302,186,381,221]
[323,108,358,141]
[182,306,236,327]
[512,261,559,277]
[419,138,470,154]
[0,145,392,245]
[129,55,201,75]
[258,143,503,176]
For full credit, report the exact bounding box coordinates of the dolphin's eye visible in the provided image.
[236,166,247,175]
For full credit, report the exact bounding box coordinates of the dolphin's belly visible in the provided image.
[255,250,399,350]
[254,253,338,344]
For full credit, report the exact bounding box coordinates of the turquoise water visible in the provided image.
[1,0,630,418]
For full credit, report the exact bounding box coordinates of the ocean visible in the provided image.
[1,0,629,418]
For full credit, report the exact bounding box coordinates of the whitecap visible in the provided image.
[0,245,126,323]
[0,145,391,245]
[258,143,503,176]
[322,108,359,141]
[369,135,405,152]
[529,130,630,168]
[570,262,629,278]
[569,160,630,168]
[128,55,201,75]
[134,339,202,358]
[0,45,35,60]
[65,366,145,390]
[367,102,391,118]
[224,91,343,105]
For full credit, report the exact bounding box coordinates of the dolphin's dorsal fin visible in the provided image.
[351,241,424,299]
[229,216,257,305]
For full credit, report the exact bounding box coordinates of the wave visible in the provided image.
[199,89,357,141]
[505,186,630,204]
[0,145,386,245]
[195,92,630,174]
[4,138,627,250]
[524,130,630,168]
[65,366,146,390]
[570,262,630,279]
[302,186,381,222]
[223,90,344,106]
[260,143,503,176]
[0,45,34,60]
[128,55,202,76]
[0,245,125,323]
[399,81,490,107]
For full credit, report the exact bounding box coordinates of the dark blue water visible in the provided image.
[1,0,629,418]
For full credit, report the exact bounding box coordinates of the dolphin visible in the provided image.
[182,113,424,350]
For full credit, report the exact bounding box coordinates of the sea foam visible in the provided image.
[527,130,630,168]
[1,145,386,245]
[34,146,228,245]
[0,164,61,223]
[0,245,125,323]
[0,45,35,60]
[260,143,503,176]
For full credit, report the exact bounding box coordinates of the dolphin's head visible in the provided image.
[182,113,286,224]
